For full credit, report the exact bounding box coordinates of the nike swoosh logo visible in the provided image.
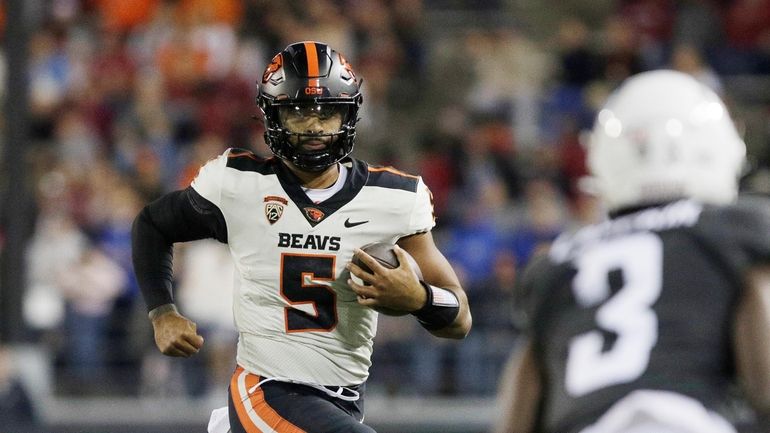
[344,218,369,228]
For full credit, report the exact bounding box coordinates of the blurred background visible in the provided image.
[0,0,769,432]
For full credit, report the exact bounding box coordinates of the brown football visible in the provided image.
[351,242,423,316]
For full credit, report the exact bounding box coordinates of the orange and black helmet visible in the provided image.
[258,41,363,171]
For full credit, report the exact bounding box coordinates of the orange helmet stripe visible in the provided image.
[303,41,320,88]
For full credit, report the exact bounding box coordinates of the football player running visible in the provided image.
[132,41,471,433]
[494,70,770,433]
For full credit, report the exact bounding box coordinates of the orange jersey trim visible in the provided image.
[367,166,419,180]
[228,150,262,161]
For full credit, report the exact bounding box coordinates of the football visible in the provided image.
[351,242,423,316]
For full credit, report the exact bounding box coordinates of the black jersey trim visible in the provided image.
[365,166,419,192]
[225,148,277,174]
[274,157,368,227]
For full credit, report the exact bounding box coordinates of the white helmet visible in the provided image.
[588,70,745,211]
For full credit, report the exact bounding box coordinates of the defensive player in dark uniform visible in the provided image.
[132,41,471,433]
[494,70,770,433]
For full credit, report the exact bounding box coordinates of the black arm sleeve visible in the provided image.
[131,187,227,312]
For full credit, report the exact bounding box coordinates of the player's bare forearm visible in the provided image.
[735,265,770,413]
[424,285,471,339]
[398,233,472,339]
[347,247,471,338]
[494,341,541,433]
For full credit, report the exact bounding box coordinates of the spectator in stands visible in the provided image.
[174,240,237,397]
[59,243,125,393]
[0,346,36,430]
[458,249,519,395]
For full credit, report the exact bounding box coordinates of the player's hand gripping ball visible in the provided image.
[350,242,423,316]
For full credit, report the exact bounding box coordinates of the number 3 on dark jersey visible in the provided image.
[280,253,338,332]
[566,233,663,396]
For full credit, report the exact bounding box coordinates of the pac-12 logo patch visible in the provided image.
[264,195,288,224]
[303,207,325,223]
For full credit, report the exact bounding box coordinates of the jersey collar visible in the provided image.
[273,157,368,227]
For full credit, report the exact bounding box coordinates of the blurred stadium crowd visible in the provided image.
[2,0,770,426]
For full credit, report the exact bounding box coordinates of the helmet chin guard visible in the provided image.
[588,70,745,211]
[257,41,363,172]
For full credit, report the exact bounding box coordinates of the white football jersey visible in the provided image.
[191,148,435,386]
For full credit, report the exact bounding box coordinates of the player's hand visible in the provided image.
[347,245,427,312]
[151,311,204,357]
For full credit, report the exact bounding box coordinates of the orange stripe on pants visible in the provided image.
[230,366,307,433]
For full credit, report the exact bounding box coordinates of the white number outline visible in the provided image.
[565,232,663,397]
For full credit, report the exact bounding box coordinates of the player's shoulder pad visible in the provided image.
[225,147,275,174]
[704,194,770,232]
[699,194,770,267]
[365,164,420,192]
[735,193,770,218]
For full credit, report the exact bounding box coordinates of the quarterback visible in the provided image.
[132,41,471,433]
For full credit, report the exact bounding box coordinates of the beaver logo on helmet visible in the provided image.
[257,41,363,172]
[338,53,357,85]
[262,54,283,85]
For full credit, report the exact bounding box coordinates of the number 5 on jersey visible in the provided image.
[280,253,338,332]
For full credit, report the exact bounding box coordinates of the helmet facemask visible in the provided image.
[257,41,363,172]
[261,100,359,172]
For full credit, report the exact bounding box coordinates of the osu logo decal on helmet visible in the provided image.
[257,41,363,172]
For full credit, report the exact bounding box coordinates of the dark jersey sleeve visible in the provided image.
[513,252,558,333]
[730,195,770,264]
[131,187,227,312]
[699,195,770,277]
